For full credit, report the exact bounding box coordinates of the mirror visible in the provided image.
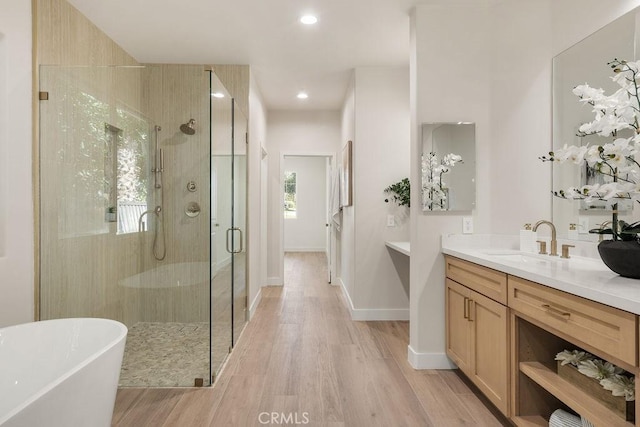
[421,122,476,211]
[552,8,640,240]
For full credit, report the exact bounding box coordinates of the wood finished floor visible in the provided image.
[112,252,508,427]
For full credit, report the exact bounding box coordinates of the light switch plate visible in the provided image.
[387,215,395,227]
[462,216,473,234]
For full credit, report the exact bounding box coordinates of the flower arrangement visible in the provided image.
[556,350,635,401]
[384,178,410,207]
[541,59,640,240]
[421,152,463,210]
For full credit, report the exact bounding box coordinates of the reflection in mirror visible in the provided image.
[553,7,640,240]
[421,123,476,211]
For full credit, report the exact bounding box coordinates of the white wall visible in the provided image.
[339,74,355,299]
[248,70,267,316]
[551,0,640,55]
[266,110,341,285]
[0,0,33,327]
[409,1,553,368]
[284,156,327,252]
[348,67,410,320]
[247,71,268,317]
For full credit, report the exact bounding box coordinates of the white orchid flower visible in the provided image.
[443,153,462,166]
[555,350,593,366]
[578,359,621,380]
[553,144,588,164]
[600,375,635,401]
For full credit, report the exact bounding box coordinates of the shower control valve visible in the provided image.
[185,202,201,218]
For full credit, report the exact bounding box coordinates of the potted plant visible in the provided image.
[541,59,640,278]
[384,178,410,207]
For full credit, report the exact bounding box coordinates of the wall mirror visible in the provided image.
[552,7,640,240]
[421,122,476,212]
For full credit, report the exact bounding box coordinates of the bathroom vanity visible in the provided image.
[442,236,640,426]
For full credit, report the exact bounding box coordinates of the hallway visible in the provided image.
[112,252,507,426]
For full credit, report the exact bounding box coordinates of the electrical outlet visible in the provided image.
[387,215,395,227]
[578,216,589,234]
[462,216,473,234]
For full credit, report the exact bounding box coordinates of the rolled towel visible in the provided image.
[549,409,582,427]
[581,417,595,427]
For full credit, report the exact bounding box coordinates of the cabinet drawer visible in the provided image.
[445,256,507,305]
[508,275,637,366]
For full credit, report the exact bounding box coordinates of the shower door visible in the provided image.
[39,65,213,387]
[210,73,234,377]
[210,76,248,377]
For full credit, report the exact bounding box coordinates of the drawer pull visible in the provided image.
[542,304,571,320]
[463,297,469,319]
[467,299,474,322]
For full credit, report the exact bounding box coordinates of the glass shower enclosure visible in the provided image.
[38,65,246,387]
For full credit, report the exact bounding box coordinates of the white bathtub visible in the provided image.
[0,318,127,427]
[118,261,209,288]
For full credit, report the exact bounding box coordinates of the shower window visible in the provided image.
[112,108,150,235]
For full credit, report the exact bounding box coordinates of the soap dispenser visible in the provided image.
[520,223,537,253]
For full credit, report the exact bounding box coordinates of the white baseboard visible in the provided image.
[407,345,458,370]
[338,278,410,321]
[266,277,282,286]
[248,288,262,320]
[284,248,326,252]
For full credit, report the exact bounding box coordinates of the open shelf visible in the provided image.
[512,415,548,426]
[520,361,633,427]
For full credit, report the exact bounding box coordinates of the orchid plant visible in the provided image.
[541,59,640,240]
[421,152,463,210]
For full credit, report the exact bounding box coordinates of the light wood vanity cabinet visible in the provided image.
[445,257,510,416]
[444,255,640,426]
[509,275,639,427]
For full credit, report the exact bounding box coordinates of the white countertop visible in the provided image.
[441,234,640,315]
[385,241,410,256]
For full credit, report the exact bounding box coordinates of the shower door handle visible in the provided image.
[226,228,233,254]
[235,228,243,254]
[226,227,243,254]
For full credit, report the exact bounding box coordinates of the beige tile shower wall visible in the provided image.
[141,65,211,323]
[36,0,138,66]
[37,0,144,326]
[37,1,211,326]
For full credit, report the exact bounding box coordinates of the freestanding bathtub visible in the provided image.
[0,318,127,427]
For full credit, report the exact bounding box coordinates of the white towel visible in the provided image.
[549,409,582,427]
[330,167,341,231]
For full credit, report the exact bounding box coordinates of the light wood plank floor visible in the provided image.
[112,252,509,427]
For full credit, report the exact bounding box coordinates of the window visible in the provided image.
[284,171,297,219]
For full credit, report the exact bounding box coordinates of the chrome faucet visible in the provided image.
[532,220,558,256]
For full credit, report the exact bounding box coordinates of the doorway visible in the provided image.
[281,154,334,285]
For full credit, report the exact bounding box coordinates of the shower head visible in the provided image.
[180,119,196,135]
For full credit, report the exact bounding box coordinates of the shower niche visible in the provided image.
[38,65,247,387]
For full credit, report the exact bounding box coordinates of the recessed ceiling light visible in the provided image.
[300,15,318,25]
[211,92,225,98]
[297,92,309,99]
